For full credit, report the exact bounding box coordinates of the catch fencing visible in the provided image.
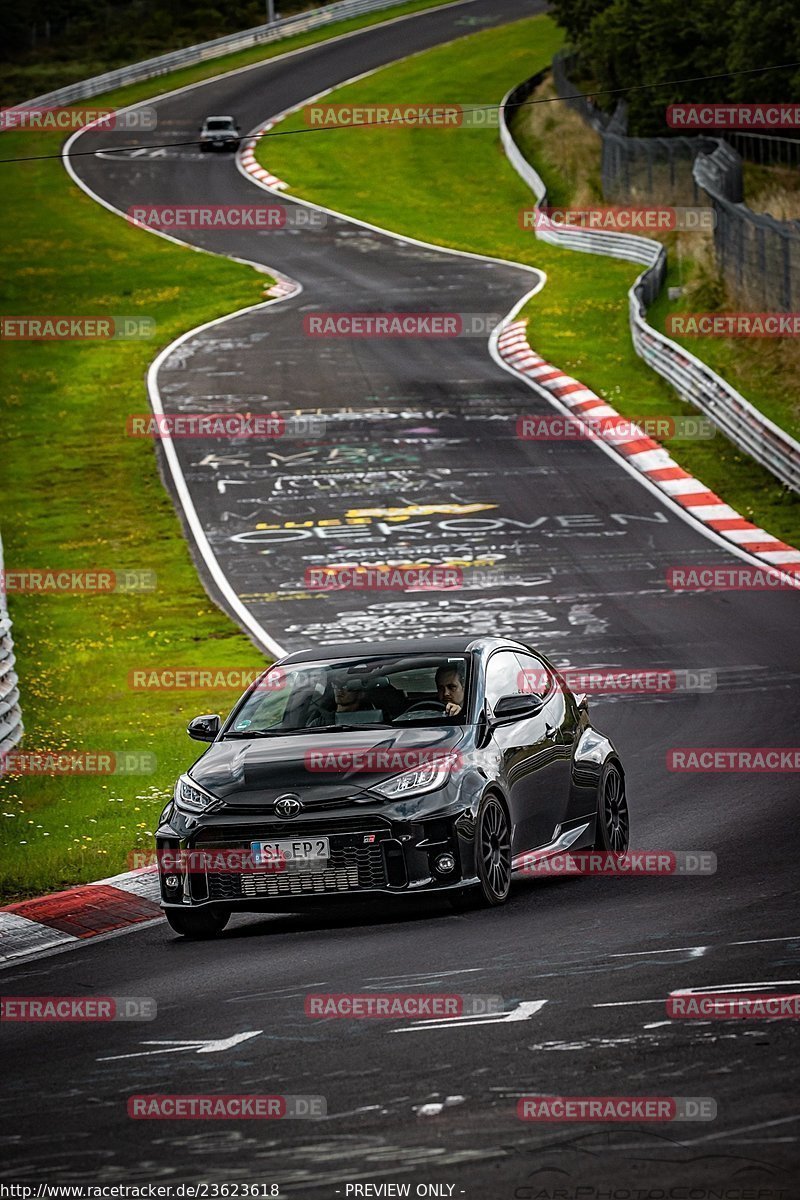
[500,75,800,493]
[551,52,800,311]
[15,0,427,110]
[0,534,23,760]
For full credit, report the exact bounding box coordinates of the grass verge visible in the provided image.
[256,19,798,544]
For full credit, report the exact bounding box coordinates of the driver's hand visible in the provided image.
[444,702,462,716]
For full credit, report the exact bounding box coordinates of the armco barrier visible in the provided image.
[500,76,800,494]
[0,534,23,759]
[11,0,430,111]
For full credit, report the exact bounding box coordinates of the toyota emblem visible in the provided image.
[274,794,302,819]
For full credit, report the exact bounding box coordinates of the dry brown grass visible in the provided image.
[744,164,800,222]
[511,77,603,208]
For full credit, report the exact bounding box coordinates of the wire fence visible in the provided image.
[12,0,423,111]
[0,534,23,761]
[500,75,800,494]
[551,51,800,311]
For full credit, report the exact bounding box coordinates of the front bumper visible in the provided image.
[156,807,480,911]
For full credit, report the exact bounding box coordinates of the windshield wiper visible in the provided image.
[222,729,297,739]
[302,723,391,733]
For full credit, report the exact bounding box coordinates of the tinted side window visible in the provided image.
[485,652,526,711]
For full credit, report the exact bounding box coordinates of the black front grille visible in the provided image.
[202,826,394,899]
[193,815,391,843]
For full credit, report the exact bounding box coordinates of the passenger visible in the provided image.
[307,676,377,726]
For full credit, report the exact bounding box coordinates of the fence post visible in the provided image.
[0,533,24,762]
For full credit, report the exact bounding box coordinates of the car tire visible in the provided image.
[593,761,629,852]
[474,793,513,906]
[164,906,230,939]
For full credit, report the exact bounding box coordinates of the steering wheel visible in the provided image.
[402,700,447,715]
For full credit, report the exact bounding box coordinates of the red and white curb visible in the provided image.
[238,116,302,303]
[239,114,290,191]
[497,319,800,578]
[0,867,161,964]
[265,277,299,298]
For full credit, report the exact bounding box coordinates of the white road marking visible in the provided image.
[416,1095,466,1117]
[392,1000,548,1032]
[608,945,709,958]
[97,1030,261,1061]
[596,978,800,1008]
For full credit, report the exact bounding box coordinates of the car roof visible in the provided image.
[279,636,531,665]
[205,115,235,122]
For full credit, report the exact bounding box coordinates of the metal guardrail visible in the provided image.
[14,0,424,110]
[0,534,23,760]
[500,76,800,494]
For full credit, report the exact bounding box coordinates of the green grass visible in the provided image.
[0,151,271,900]
[0,0,461,903]
[255,15,799,545]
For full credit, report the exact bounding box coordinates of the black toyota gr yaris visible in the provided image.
[156,636,629,937]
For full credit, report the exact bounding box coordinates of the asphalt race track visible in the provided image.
[2,0,799,1193]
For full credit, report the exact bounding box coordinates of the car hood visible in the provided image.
[189,725,467,806]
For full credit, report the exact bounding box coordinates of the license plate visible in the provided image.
[250,837,330,871]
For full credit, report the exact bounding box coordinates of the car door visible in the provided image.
[515,651,576,843]
[485,650,572,854]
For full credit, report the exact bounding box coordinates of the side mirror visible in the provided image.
[492,693,543,721]
[187,713,220,742]
[574,692,589,713]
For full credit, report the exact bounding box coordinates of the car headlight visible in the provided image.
[174,774,219,814]
[372,755,456,800]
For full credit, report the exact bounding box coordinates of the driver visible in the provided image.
[435,661,466,717]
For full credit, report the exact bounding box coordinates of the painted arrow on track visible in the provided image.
[97,1030,262,1061]
[392,1000,548,1033]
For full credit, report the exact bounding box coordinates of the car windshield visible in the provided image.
[206,118,234,130]
[224,653,472,736]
